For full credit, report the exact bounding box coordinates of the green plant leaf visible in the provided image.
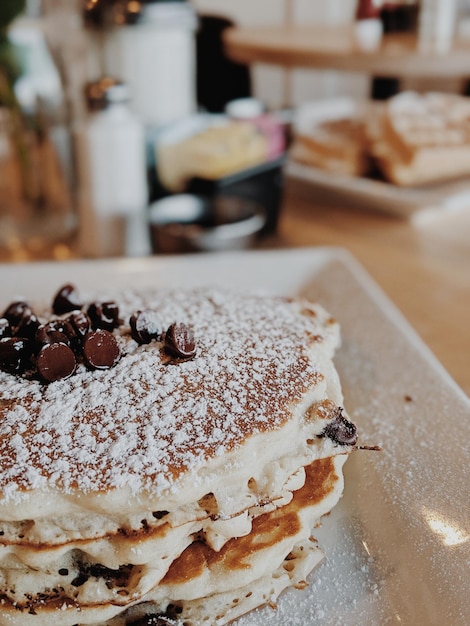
[0,39,22,87]
[0,0,26,33]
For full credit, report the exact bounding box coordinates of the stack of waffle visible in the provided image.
[291,91,470,187]
[366,91,470,186]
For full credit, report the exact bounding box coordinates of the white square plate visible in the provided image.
[1,247,468,626]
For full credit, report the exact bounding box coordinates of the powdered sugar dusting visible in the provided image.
[0,288,335,501]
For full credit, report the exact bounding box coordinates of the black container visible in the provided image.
[371,1,420,101]
[185,155,285,236]
[148,194,266,254]
[381,3,420,34]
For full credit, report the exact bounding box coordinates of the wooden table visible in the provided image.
[225,25,470,78]
[272,185,470,396]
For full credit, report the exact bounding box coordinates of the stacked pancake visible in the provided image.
[0,286,358,626]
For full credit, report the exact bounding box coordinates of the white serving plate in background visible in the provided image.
[287,98,470,220]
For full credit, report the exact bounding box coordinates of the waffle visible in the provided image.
[291,91,470,187]
[368,91,470,186]
[0,287,357,625]
[290,115,371,177]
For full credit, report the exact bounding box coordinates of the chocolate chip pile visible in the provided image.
[0,284,196,384]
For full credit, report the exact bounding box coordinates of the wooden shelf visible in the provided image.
[224,25,470,78]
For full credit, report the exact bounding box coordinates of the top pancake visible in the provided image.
[0,288,341,520]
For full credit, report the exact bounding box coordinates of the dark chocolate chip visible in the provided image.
[71,572,89,587]
[127,615,174,626]
[52,284,82,315]
[83,330,120,369]
[0,337,34,375]
[87,301,120,331]
[320,409,357,446]
[82,562,132,587]
[59,320,78,346]
[130,310,163,344]
[62,310,91,354]
[15,313,40,340]
[35,324,70,348]
[152,510,169,520]
[40,319,67,334]
[67,310,91,340]
[59,321,81,353]
[36,343,76,383]
[164,323,196,359]
[0,318,12,339]
[2,301,32,327]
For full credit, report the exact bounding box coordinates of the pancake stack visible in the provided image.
[0,286,358,626]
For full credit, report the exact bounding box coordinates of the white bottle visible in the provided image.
[419,0,458,53]
[103,1,198,128]
[76,80,149,257]
[354,0,383,52]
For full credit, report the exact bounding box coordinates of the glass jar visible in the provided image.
[0,0,81,262]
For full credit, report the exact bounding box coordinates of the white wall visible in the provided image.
[191,0,370,109]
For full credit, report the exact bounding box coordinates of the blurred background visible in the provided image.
[1,0,470,262]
